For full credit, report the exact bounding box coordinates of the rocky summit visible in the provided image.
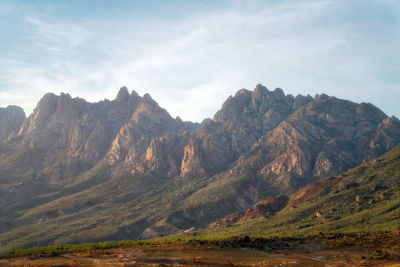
[0,105,25,142]
[0,84,399,252]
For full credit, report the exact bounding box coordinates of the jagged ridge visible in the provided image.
[0,84,399,252]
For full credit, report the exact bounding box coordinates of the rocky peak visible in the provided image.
[14,89,139,161]
[0,105,26,142]
[128,90,141,107]
[249,85,295,114]
[383,116,400,127]
[183,85,311,178]
[233,93,400,193]
[314,93,330,101]
[251,84,269,106]
[27,92,87,126]
[142,93,158,107]
[368,116,400,157]
[134,93,158,113]
[105,90,192,168]
[213,89,252,122]
[115,86,130,103]
[55,93,86,121]
[21,93,58,133]
[130,93,173,126]
[235,88,252,97]
[130,89,139,98]
[292,94,313,110]
[214,85,295,123]
[36,92,58,111]
[3,105,25,114]
[2,85,400,249]
[272,87,285,100]
[356,102,386,122]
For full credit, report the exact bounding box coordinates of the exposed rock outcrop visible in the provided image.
[139,227,161,239]
[212,195,289,226]
[1,84,400,250]
[177,84,312,179]
[133,133,188,178]
[105,92,194,174]
[180,137,206,177]
[230,94,400,193]
[10,87,194,169]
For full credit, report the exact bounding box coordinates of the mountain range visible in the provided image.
[1,84,399,253]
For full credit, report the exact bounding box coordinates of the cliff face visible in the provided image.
[8,84,397,185]
[175,85,312,179]
[5,87,193,167]
[131,85,400,193]
[131,85,312,179]
[132,133,189,178]
[105,93,192,174]
[235,95,400,193]
[1,84,400,251]
[195,92,398,187]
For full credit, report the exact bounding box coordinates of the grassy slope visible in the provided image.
[0,168,217,253]
[0,159,278,254]
[0,150,271,253]
[182,145,400,239]
[1,145,399,254]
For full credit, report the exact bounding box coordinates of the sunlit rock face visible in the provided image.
[4,84,399,184]
[229,93,400,193]
[175,85,312,179]
[130,84,400,188]
[180,137,206,178]
[9,87,193,167]
[1,84,400,249]
[13,88,137,163]
[105,92,194,177]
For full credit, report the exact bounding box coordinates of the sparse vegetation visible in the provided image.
[2,231,400,266]
[1,86,400,263]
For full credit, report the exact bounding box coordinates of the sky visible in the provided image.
[0,0,399,122]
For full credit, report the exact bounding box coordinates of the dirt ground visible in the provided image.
[1,245,400,267]
[2,232,400,266]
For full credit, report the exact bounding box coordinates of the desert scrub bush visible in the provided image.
[362,250,390,260]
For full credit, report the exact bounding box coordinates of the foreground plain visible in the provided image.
[1,232,400,266]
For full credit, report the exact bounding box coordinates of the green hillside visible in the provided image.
[2,87,400,254]
[183,145,400,238]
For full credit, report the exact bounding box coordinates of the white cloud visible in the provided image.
[1,0,399,121]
